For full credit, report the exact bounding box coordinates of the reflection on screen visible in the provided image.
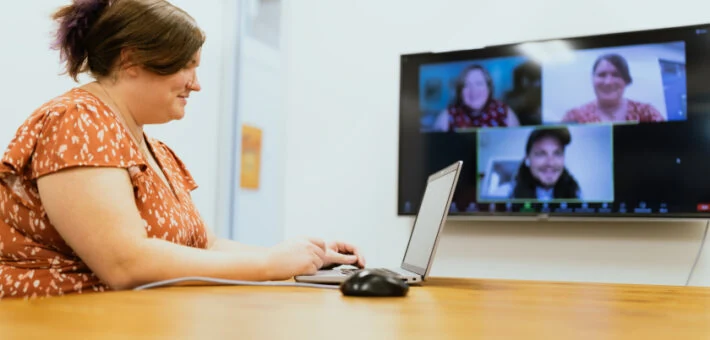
[403,170,456,271]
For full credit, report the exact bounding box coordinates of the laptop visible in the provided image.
[294,160,463,285]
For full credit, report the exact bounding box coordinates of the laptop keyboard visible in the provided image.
[337,267,402,277]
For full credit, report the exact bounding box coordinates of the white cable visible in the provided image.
[133,276,339,291]
[686,219,710,286]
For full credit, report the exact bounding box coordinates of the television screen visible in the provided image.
[398,23,710,219]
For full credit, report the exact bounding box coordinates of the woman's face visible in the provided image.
[461,69,490,110]
[593,59,627,104]
[527,136,565,188]
[129,49,202,124]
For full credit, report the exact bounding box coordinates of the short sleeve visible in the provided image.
[562,106,590,123]
[641,104,665,122]
[31,99,145,179]
[561,110,576,123]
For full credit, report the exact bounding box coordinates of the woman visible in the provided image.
[510,127,581,200]
[562,54,665,123]
[432,65,520,131]
[0,0,364,299]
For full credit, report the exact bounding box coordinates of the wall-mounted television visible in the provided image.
[398,23,710,220]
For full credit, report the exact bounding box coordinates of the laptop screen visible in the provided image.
[401,162,460,276]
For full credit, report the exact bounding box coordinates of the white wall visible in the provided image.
[230,36,286,246]
[282,0,710,286]
[0,0,235,235]
[228,0,287,247]
[1,0,78,148]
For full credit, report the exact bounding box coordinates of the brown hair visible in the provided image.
[592,53,633,85]
[453,64,494,110]
[52,0,205,82]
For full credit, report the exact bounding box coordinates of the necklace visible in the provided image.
[97,82,147,150]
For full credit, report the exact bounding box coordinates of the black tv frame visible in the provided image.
[397,22,710,221]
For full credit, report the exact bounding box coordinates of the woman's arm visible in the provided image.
[37,167,326,290]
[204,227,268,254]
[207,231,365,268]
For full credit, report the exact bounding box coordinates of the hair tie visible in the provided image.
[67,0,110,30]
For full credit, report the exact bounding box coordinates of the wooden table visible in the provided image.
[1,277,709,339]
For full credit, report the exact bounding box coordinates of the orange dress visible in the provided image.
[0,88,208,299]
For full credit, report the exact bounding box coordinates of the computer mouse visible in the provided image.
[339,269,409,297]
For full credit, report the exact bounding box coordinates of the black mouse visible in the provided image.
[339,269,409,297]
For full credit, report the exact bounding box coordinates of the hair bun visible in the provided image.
[63,0,110,38]
[52,0,111,64]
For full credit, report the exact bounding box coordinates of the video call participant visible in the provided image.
[562,54,665,124]
[432,64,520,131]
[510,127,582,200]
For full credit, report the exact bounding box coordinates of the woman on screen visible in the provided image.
[432,65,520,131]
[562,54,665,124]
[510,127,581,200]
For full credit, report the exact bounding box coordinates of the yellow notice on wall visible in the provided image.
[240,124,262,190]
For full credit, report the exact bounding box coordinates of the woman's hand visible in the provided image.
[322,241,366,269]
[263,238,366,280]
[264,238,327,280]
